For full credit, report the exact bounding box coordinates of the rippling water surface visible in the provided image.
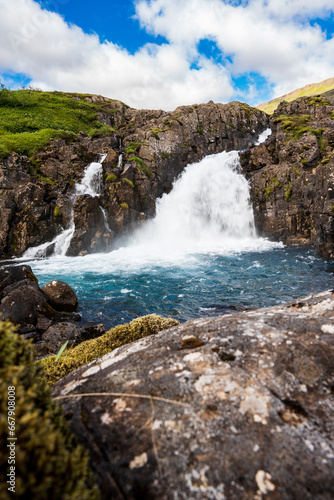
[20,148,333,328]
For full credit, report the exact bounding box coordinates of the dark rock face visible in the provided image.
[0,265,104,356]
[241,95,334,258]
[0,98,268,258]
[42,280,79,312]
[53,290,334,500]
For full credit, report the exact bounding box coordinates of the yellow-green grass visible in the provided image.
[257,77,334,114]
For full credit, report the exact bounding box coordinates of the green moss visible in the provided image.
[321,152,334,164]
[123,177,134,188]
[292,166,302,177]
[120,202,129,209]
[310,128,327,153]
[0,320,99,499]
[36,173,56,185]
[129,156,152,177]
[105,173,117,182]
[40,315,179,386]
[274,114,311,140]
[197,125,204,134]
[265,185,273,199]
[53,205,61,217]
[161,152,171,159]
[284,181,292,202]
[124,141,145,154]
[272,176,282,188]
[308,96,331,106]
[0,88,116,159]
[150,127,169,138]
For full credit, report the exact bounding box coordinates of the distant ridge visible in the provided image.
[256,77,334,114]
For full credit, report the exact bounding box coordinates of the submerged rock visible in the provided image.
[53,291,334,499]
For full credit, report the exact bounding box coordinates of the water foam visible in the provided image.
[23,155,106,259]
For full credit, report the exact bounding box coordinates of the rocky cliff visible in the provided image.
[241,95,334,259]
[0,95,267,258]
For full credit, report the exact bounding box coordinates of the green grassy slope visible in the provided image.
[0,88,120,159]
[256,77,334,114]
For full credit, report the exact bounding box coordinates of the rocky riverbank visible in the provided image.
[0,96,267,258]
[241,94,334,259]
[0,264,105,356]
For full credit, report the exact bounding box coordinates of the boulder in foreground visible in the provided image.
[53,291,334,499]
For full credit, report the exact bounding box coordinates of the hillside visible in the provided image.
[256,77,334,114]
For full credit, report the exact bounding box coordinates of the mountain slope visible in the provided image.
[256,77,334,114]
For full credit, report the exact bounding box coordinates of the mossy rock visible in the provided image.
[41,314,179,387]
[0,320,99,499]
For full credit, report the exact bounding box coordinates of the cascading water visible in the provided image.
[23,154,106,259]
[130,150,257,255]
[22,129,334,328]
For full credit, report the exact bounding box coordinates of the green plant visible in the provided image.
[105,173,117,182]
[161,152,171,159]
[129,156,152,177]
[265,185,273,199]
[0,320,99,499]
[124,141,145,154]
[53,205,61,217]
[284,182,292,202]
[274,114,311,140]
[55,340,69,361]
[123,177,135,188]
[0,89,117,159]
[41,315,179,386]
[120,202,129,209]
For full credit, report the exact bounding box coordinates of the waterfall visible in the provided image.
[23,154,107,259]
[117,153,123,169]
[130,150,257,253]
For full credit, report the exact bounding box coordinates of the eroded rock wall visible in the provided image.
[0,98,267,258]
[241,95,334,258]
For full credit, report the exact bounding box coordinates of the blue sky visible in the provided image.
[0,0,334,110]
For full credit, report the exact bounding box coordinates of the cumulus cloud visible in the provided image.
[135,0,334,98]
[0,0,333,109]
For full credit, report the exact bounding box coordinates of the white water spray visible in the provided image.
[23,155,106,259]
[129,150,258,254]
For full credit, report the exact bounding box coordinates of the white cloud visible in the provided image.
[0,0,233,109]
[0,0,333,109]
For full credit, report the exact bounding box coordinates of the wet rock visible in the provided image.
[0,284,48,326]
[242,95,334,258]
[67,195,112,255]
[0,98,268,258]
[42,280,79,312]
[35,321,82,356]
[53,290,334,500]
[0,264,38,299]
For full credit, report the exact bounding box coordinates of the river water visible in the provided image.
[20,144,334,329]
